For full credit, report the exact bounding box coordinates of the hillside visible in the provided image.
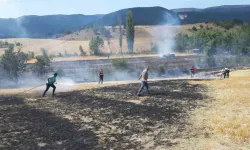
[0,14,103,38]
[172,5,250,13]
[0,7,179,39]
[1,5,250,38]
[87,6,180,26]
[0,23,223,56]
[173,5,250,24]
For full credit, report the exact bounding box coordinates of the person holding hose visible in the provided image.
[137,66,150,96]
[42,73,58,97]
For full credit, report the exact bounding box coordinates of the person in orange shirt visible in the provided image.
[98,69,104,84]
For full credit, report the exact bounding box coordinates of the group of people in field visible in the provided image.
[42,65,230,97]
[219,68,230,79]
[42,66,150,97]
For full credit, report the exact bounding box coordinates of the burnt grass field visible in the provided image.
[0,80,208,149]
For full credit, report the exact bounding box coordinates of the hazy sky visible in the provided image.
[0,0,249,18]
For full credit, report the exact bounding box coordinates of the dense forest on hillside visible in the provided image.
[179,11,250,24]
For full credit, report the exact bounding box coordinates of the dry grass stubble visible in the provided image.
[175,70,250,150]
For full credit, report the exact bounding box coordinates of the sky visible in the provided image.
[0,0,249,18]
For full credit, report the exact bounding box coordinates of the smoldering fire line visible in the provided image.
[0,55,197,90]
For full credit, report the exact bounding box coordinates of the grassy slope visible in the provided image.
[0,23,223,57]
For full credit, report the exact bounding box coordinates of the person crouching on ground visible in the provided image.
[137,66,150,96]
[99,69,104,84]
[42,73,57,97]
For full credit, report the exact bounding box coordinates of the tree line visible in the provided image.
[174,24,250,56]
[0,43,53,84]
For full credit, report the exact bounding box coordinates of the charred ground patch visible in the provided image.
[0,79,208,149]
[0,96,98,150]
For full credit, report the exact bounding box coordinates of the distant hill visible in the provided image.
[172,8,201,13]
[204,5,250,12]
[173,5,250,13]
[1,5,250,38]
[0,7,179,38]
[88,7,180,26]
[0,14,103,38]
[172,5,250,24]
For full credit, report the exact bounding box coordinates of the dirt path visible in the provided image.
[0,79,208,149]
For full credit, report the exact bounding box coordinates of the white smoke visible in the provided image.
[150,12,180,56]
[15,17,29,38]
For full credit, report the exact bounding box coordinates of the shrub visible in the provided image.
[112,59,128,69]
[1,47,28,83]
[192,26,198,31]
[79,45,86,56]
[158,64,165,74]
[33,49,52,76]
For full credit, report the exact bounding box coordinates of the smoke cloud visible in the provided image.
[150,12,181,55]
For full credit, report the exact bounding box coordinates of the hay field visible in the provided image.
[0,23,220,57]
[175,70,250,149]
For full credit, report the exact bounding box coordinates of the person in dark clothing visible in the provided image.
[224,68,230,78]
[137,66,150,96]
[99,69,104,84]
[42,73,57,97]
[190,65,196,78]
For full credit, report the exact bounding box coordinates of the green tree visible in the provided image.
[192,26,198,31]
[33,48,52,76]
[16,42,21,46]
[112,59,128,69]
[174,34,189,52]
[119,16,123,54]
[126,10,135,54]
[79,45,86,56]
[28,51,35,59]
[1,47,28,83]
[64,29,72,35]
[231,27,250,55]
[89,36,104,55]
